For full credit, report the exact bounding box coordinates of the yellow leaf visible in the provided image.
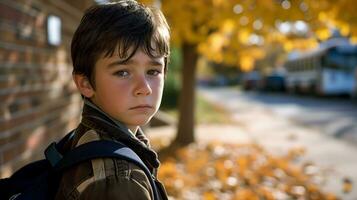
[239,55,254,72]
[203,191,216,200]
[343,177,353,193]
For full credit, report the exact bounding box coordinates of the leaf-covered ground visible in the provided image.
[158,141,349,200]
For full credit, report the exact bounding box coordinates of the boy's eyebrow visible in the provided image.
[107,59,130,68]
[107,59,164,68]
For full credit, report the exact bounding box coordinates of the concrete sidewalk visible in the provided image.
[147,121,357,199]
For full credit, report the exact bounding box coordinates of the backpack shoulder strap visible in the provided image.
[44,129,75,168]
[45,140,160,200]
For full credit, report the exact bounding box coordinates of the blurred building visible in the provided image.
[0,0,94,178]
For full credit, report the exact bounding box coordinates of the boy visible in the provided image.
[55,1,170,199]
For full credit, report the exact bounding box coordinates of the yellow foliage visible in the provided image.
[239,56,254,72]
[208,33,226,52]
[256,186,275,200]
[237,29,251,45]
[334,21,351,36]
[158,0,357,71]
[283,41,294,51]
[234,189,259,200]
[318,11,329,22]
[158,141,344,199]
[137,0,153,5]
[316,28,331,41]
[212,0,224,7]
[203,191,216,200]
[221,19,235,33]
[236,47,266,71]
[159,160,177,177]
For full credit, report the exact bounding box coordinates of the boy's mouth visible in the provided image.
[130,104,153,110]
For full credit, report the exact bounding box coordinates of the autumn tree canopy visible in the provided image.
[140,0,357,145]
[151,0,357,71]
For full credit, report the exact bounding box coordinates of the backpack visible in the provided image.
[0,130,167,200]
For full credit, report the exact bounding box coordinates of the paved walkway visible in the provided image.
[147,89,357,199]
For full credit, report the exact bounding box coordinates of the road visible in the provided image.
[198,87,357,200]
[200,87,357,145]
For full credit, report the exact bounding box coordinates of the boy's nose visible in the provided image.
[134,76,152,96]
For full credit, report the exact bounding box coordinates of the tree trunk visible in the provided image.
[173,42,199,146]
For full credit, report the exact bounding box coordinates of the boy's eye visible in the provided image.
[114,70,129,77]
[147,69,162,76]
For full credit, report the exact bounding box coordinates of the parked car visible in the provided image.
[242,71,261,91]
[261,74,286,92]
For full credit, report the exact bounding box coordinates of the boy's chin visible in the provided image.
[128,117,153,127]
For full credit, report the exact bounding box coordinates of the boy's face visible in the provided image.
[85,49,165,130]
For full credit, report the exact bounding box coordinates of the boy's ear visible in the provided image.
[73,74,95,98]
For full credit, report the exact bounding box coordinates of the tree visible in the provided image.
[162,1,220,146]
[141,0,357,146]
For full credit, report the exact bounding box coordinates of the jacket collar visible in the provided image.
[83,98,133,136]
[80,98,160,169]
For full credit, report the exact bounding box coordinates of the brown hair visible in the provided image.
[71,0,170,87]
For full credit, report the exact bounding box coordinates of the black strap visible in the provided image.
[44,130,76,167]
[57,130,75,149]
[45,140,159,200]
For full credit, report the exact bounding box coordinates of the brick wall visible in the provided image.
[0,0,93,178]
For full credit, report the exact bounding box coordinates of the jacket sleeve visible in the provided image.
[78,168,153,200]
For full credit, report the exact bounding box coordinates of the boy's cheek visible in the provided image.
[150,79,164,91]
[157,83,164,97]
